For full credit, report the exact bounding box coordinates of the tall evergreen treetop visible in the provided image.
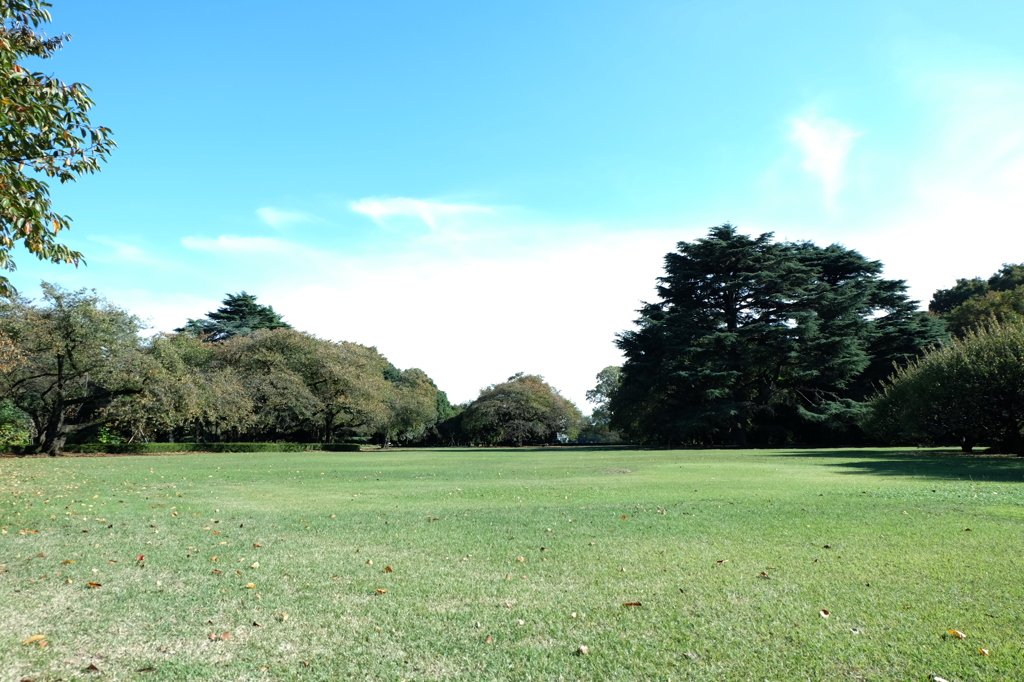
[176,292,291,342]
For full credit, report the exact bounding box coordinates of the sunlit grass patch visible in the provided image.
[2,447,1023,680]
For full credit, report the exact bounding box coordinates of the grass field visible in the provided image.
[2,447,1024,681]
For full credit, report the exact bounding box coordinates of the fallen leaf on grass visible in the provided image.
[759,572,771,579]
[577,645,589,655]
[621,515,627,519]
[210,556,218,562]
[365,559,373,565]
[85,663,100,672]
[208,632,232,641]
[949,629,966,639]
[819,610,830,618]
[211,570,222,575]
[259,666,269,671]
[252,621,262,627]
[485,634,493,643]
[253,543,261,547]
[622,601,642,607]
[683,652,698,660]
[21,635,46,646]
[87,582,102,588]
[60,559,75,564]
[245,583,256,589]
[979,648,990,655]
[716,560,728,565]
[376,589,387,594]
[137,667,156,672]
[137,555,145,561]
[384,566,393,573]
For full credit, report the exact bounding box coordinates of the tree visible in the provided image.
[0,1,115,297]
[105,333,253,443]
[177,292,291,342]
[462,373,582,446]
[611,224,945,446]
[581,366,623,443]
[0,283,146,454]
[942,287,1024,337]
[866,319,1024,455]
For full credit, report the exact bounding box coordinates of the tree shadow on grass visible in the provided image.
[767,448,1024,483]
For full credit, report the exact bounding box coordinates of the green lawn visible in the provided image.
[2,447,1023,681]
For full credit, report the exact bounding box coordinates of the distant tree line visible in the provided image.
[0,288,583,454]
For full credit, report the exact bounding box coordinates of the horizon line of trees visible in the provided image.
[0,287,585,455]
[2,227,1021,456]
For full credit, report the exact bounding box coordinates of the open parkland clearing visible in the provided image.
[2,447,1024,681]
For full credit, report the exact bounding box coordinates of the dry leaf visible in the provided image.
[577,645,589,655]
[259,666,269,671]
[622,601,642,607]
[138,555,145,561]
[37,640,49,648]
[759,572,771,579]
[979,648,990,656]
[621,515,627,519]
[949,629,966,639]
[221,632,232,640]
[21,635,46,646]
[517,557,525,562]
[211,569,222,575]
[137,667,156,672]
[251,562,259,568]
[85,663,100,671]
[819,610,830,618]
[60,559,75,564]
[931,677,951,682]
[365,560,373,565]
[245,583,256,589]
[716,559,728,564]
[485,634,493,643]
[376,588,387,594]
[253,543,262,547]
[384,566,393,573]
[683,652,698,660]
[210,556,218,562]
[252,621,262,627]
[87,582,102,588]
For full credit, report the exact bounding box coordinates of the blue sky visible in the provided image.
[13,0,1024,408]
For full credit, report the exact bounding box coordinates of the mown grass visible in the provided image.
[2,446,1023,681]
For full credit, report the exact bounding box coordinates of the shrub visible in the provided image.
[59,442,362,454]
[865,319,1024,454]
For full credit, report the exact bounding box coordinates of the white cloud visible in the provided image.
[255,207,316,229]
[350,197,494,230]
[789,115,861,207]
[87,236,166,267]
[181,235,310,255]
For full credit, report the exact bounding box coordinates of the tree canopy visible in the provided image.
[930,264,1024,336]
[611,224,945,446]
[0,1,115,297]
[461,373,582,446]
[0,283,146,454]
[176,292,291,341]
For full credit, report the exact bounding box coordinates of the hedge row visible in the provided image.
[63,442,363,454]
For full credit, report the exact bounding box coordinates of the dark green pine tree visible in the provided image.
[610,224,946,447]
[176,292,291,342]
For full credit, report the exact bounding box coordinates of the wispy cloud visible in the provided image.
[789,115,861,206]
[181,235,309,255]
[350,197,494,230]
[87,236,168,267]
[255,207,316,229]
